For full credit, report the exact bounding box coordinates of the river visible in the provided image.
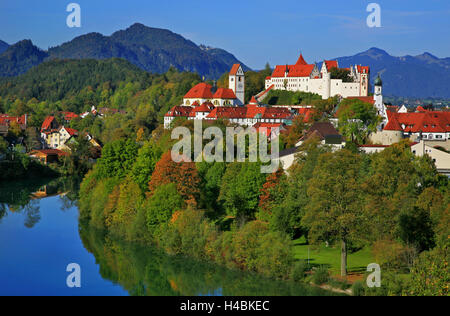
[0,178,338,296]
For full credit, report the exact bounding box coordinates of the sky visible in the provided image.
[0,0,449,69]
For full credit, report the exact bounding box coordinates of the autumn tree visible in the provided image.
[303,149,365,276]
[148,151,201,206]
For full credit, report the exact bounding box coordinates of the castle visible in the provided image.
[265,54,370,99]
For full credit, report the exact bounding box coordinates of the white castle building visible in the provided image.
[265,54,370,99]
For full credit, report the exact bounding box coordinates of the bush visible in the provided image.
[312,265,329,285]
[352,281,365,296]
[291,260,308,282]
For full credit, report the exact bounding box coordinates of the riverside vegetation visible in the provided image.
[1,58,448,295]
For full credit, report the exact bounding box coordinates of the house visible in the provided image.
[296,122,346,150]
[253,123,286,141]
[0,114,28,136]
[29,149,69,164]
[370,109,450,145]
[182,64,245,108]
[265,53,370,99]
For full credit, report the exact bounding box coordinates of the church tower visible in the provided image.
[374,74,386,120]
[229,64,245,106]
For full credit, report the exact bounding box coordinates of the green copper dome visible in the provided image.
[374,74,382,86]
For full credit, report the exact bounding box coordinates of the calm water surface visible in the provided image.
[0,178,336,296]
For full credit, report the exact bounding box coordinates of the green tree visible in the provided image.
[303,149,365,276]
[130,141,162,192]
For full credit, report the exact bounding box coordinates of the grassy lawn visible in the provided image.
[293,237,374,276]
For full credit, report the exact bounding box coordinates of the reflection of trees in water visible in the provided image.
[79,223,337,296]
[23,199,41,228]
[0,204,7,223]
[0,177,81,227]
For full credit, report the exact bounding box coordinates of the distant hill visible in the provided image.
[0,40,8,54]
[0,23,250,79]
[334,47,450,99]
[0,58,152,102]
[0,40,48,77]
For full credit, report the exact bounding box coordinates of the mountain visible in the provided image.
[0,40,49,77]
[0,23,233,80]
[0,40,9,54]
[335,47,450,99]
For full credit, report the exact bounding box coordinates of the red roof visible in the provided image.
[356,65,370,74]
[31,149,69,157]
[41,116,56,131]
[165,106,193,118]
[190,102,215,116]
[184,83,213,99]
[213,88,236,99]
[0,114,27,126]
[206,107,247,120]
[384,111,450,133]
[288,64,315,77]
[62,127,78,136]
[324,60,338,71]
[253,123,284,137]
[271,64,315,78]
[229,64,241,76]
[295,54,308,65]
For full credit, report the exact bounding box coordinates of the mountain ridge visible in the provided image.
[0,23,249,79]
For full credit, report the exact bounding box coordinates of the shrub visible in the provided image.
[291,260,308,282]
[352,281,365,296]
[312,265,329,285]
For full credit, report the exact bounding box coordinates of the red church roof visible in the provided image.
[184,83,214,99]
[213,88,237,99]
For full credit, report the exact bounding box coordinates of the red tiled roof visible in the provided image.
[0,114,27,126]
[165,106,193,117]
[324,60,338,71]
[384,111,450,133]
[41,116,56,131]
[184,83,213,99]
[295,54,308,65]
[288,64,315,77]
[30,149,69,157]
[229,64,241,76]
[253,123,284,137]
[63,127,78,136]
[356,65,370,74]
[213,88,236,99]
[190,102,215,116]
[206,107,247,120]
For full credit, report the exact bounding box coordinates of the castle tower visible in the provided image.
[360,68,369,97]
[229,64,245,106]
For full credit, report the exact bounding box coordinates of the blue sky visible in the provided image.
[0,0,449,69]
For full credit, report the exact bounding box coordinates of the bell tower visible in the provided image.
[229,64,245,106]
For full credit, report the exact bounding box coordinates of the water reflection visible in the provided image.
[79,224,339,296]
[0,177,80,227]
[0,178,340,296]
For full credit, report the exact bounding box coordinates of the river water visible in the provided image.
[0,178,337,296]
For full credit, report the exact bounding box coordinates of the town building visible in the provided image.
[265,54,370,99]
[0,114,28,136]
